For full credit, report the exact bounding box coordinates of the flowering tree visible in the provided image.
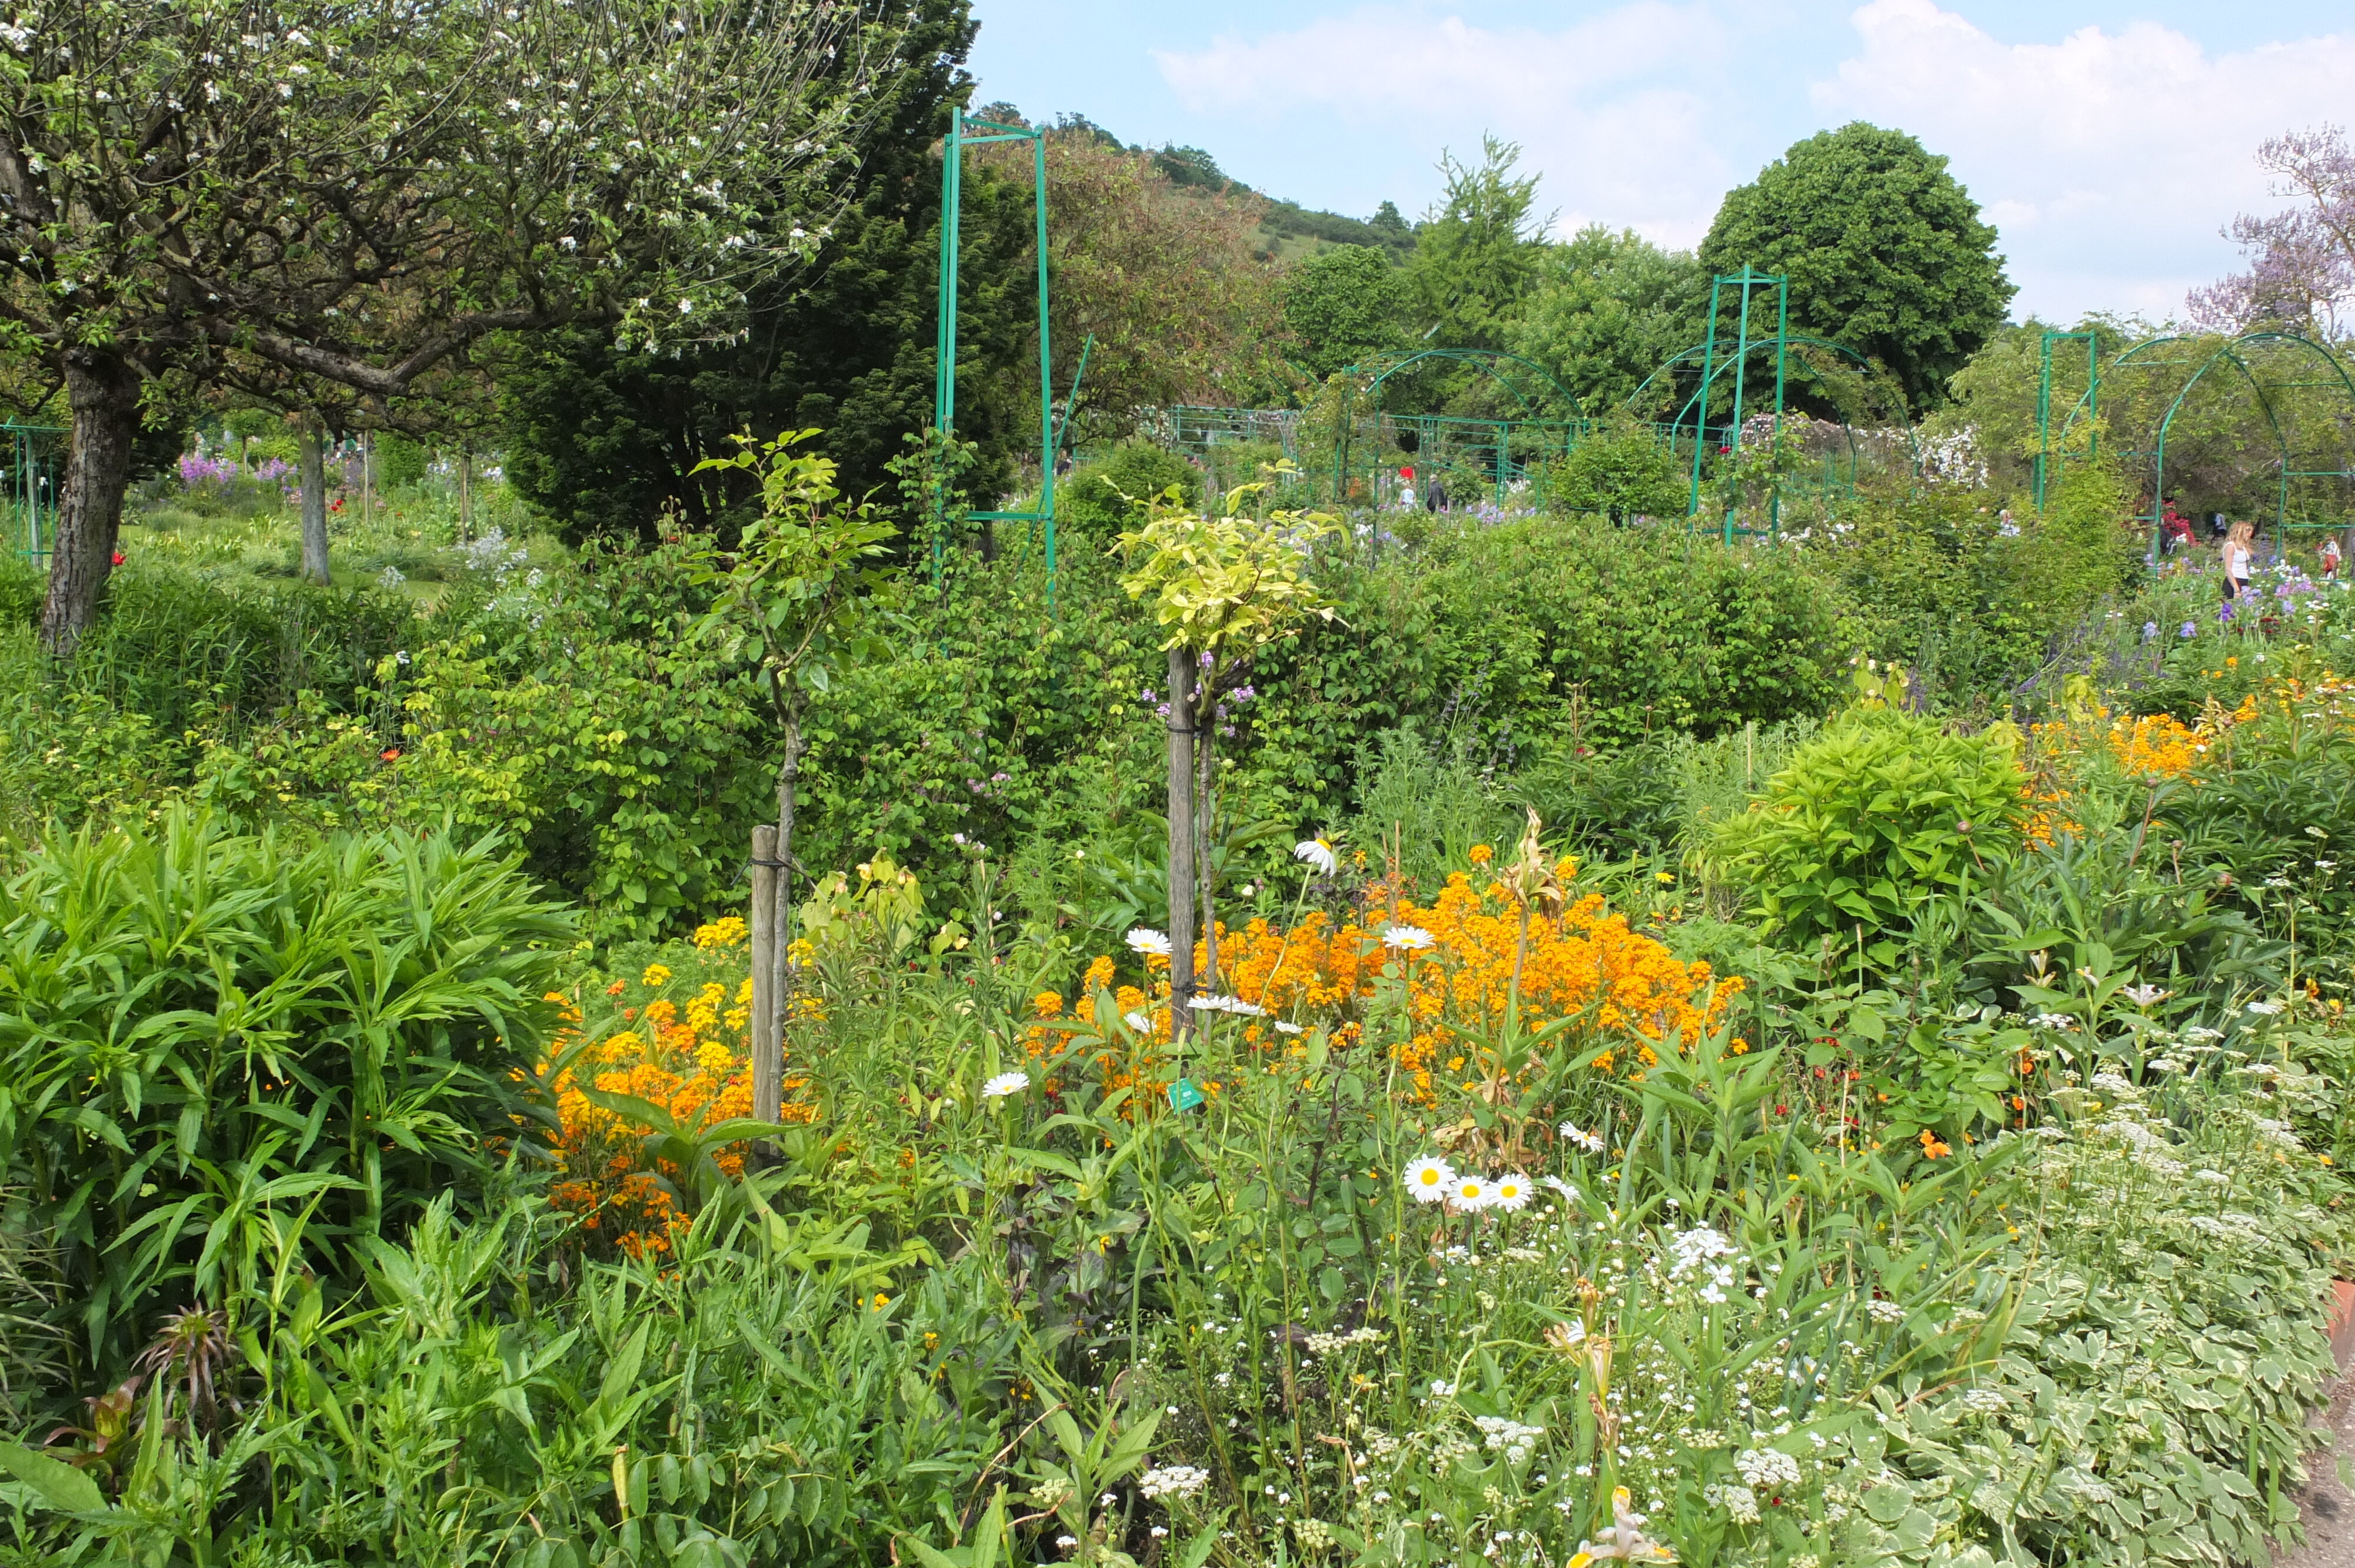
[2189,125,2355,341]
[1117,477,1336,1033]
[0,0,911,653]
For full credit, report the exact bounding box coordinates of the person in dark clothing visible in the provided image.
[1426,479,1448,512]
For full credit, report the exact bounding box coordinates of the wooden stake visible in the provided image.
[749,825,781,1125]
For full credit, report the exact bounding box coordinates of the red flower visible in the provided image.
[111,551,125,566]
[380,748,401,762]
[330,497,346,513]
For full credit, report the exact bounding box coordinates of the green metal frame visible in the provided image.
[1627,317,1896,534]
[1325,348,1585,509]
[5,421,62,562]
[2033,329,2099,511]
[932,107,1066,607]
[1686,268,1786,538]
[2098,330,2355,564]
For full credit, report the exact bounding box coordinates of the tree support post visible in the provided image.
[749,825,781,1127]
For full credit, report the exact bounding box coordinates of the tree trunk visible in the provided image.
[458,445,474,542]
[298,427,332,584]
[37,347,143,659]
[1165,645,1198,1037]
[769,708,807,1061]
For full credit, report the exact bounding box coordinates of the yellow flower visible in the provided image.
[641,963,672,988]
[692,916,748,950]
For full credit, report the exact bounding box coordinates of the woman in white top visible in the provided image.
[2221,520,2254,601]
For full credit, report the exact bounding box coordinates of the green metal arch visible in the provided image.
[2139,330,2355,563]
[1623,333,1874,416]
[1332,348,1584,419]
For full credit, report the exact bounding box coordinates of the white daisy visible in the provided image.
[1125,927,1172,957]
[1273,1020,1306,1035]
[981,1071,1029,1099]
[1294,838,1338,876]
[1403,1156,1456,1203]
[1490,1172,1531,1211]
[1123,1010,1151,1032]
[1559,1122,1604,1154]
[1382,925,1436,951]
[2247,999,2285,1015]
[1452,1174,1493,1210]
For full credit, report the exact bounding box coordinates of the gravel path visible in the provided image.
[2292,1377,2355,1568]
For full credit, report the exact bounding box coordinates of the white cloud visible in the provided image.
[1812,0,2355,321]
[1149,0,2355,324]
[1153,4,1740,245]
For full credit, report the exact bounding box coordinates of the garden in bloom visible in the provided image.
[7,8,2355,1567]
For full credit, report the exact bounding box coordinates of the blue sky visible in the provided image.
[966,0,2355,324]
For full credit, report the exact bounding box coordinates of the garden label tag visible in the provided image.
[1167,1078,1206,1112]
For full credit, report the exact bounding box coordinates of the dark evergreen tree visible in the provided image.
[499,0,1030,542]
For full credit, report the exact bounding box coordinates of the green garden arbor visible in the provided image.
[2035,329,2355,563]
[1324,348,1586,508]
[5,421,62,563]
[1625,269,1896,536]
[931,107,1085,606]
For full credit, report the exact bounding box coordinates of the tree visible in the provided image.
[1,0,908,655]
[689,432,900,1102]
[1117,481,1336,1035]
[1510,225,1707,416]
[973,121,1295,441]
[1409,137,1547,355]
[1700,124,2015,414]
[1283,247,1412,380]
[497,0,1032,543]
[2188,125,2355,341]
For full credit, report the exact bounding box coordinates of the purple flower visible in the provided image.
[2142,622,2158,641]
[2218,602,2236,622]
[1141,688,1156,702]
[1233,686,1256,702]
[2179,622,2197,639]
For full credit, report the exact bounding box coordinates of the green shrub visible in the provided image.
[1054,440,1201,539]
[1546,418,1687,521]
[0,809,572,1386]
[1714,706,2024,964]
[373,430,429,490]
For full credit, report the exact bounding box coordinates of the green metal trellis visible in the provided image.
[2033,328,2099,512]
[5,421,63,563]
[933,107,1072,610]
[1325,348,1586,510]
[2078,330,2355,564]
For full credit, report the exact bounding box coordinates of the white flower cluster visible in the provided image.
[1303,1326,1384,1356]
[1188,993,1266,1016]
[1473,1416,1545,1464]
[1705,1481,1762,1524]
[2031,1012,2078,1031]
[1734,1447,1802,1490]
[1865,1298,1908,1324]
[1959,1387,2007,1415]
[1138,1465,1209,1500]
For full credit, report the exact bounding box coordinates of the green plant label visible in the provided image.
[1166,1078,1206,1112]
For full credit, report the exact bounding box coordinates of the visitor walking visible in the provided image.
[2221,520,2254,602]
[2322,534,2342,580]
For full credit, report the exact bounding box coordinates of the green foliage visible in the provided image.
[1410,136,1544,353]
[1055,440,1204,541]
[1714,707,2025,964]
[0,809,571,1386]
[373,432,428,491]
[1700,123,2015,413]
[499,0,1032,540]
[1510,225,1707,417]
[1283,245,1413,381]
[1547,419,1689,521]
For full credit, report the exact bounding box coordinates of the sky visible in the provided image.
[964,0,2355,325]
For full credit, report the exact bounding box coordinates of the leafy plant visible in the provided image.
[0,808,571,1386]
[1714,707,2025,966]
